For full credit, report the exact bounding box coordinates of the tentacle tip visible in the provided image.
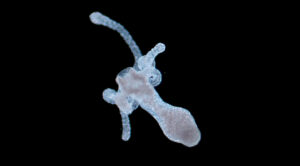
[122,135,130,141]
[89,11,105,25]
[156,42,166,52]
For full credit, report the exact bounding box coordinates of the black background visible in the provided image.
[5,1,276,164]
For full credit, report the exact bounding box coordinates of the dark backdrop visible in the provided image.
[8,1,268,164]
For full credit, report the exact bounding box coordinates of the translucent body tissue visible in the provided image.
[90,12,201,147]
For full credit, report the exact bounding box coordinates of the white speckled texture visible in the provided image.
[91,12,201,147]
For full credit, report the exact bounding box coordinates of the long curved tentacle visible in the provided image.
[89,12,142,66]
